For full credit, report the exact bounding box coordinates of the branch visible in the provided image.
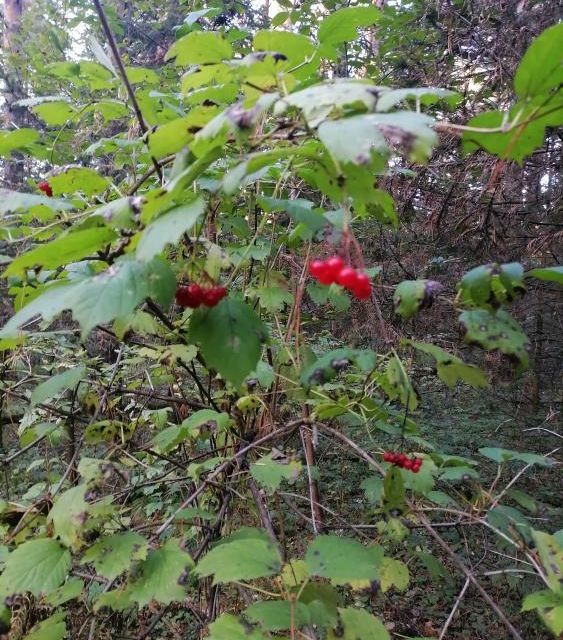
[92,0,163,183]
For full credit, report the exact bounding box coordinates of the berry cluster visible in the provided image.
[309,256,371,300]
[176,283,227,309]
[38,181,53,197]
[383,452,423,473]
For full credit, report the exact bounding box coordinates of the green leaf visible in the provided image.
[196,528,281,584]
[147,108,218,157]
[250,453,301,493]
[246,601,311,631]
[81,532,149,580]
[122,538,193,608]
[479,447,554,467]
[301,348,376,388]
[31,365,86,406]
[462,98,563,164]
[136,198,205,261]
[208,614,268,640]
[152,409,231,452]
[49,167,109,197]
[22,612,66,640]
[318,7,381,46]
[393,279,442,319]
[328,608,390,640]
[459,309,530,372]
[0,539,71,597]
[48,484,113,550]
[32,101,77,125]
[0,282,75,338]
[0,189,73,216]
[43,578,84,607]
[361,476,383,505]
[514,23,563,99]
[165,31,233,65]
[0,128,39,156]
[522,590,563,635]
[376,87,458,112]
[458,262,525,308]
[528,265,563,285]
[379,354,418,410]
[407,341,488,388]
[532,530,563,594]
[70,257,176,338]
[253,30,316,71]
[190,298,268,387]
[318,112,438,165]
[382,465,405,513]
[275,79,378,127]
[4,227,117,276]
[305,535,382,585]
[379,557,409,593]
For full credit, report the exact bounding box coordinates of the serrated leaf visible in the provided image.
[49,167,108,197]
[514,23,563,99]
[22,612,66,640]
[328,608,390,640]
[318,7,381,47]
[0,128,39,156]
[407,340,488,388]
[301,348,376,388]
[458,262,525,308]
[31,365,86,406]
[32,101,77,125]
[208,614,268,640]
[305,536,382,585]
[275,79,378,128]
[319,112,438,165]
[393,279,442,319]
[479,447,554,467]
[48,484,113,550]
[70,257,176,338]
[147,108,218,157]
[532,530,563,594]
[376,87,458,111]
[136,198,205,261]
[4,227,117,276]
[166,31,233,65]
[122,538,193,607]
[0,189,73,216]
[459,309,530,372]
[43,578,84,607]
[379,557,409,593]
[250,454,301,493]
[246,601,311,631]
[528,265,563,285]
[379,354,418,410]
[196,528,281,584]
[0,539,71,597]
[81,532,149,580]
[190,298,268,387]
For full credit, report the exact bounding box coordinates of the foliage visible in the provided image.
[0,1,561,639]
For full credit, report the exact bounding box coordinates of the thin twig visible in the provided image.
[92,0,163,183]
[439,578,470,639]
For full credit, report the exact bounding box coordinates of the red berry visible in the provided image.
[38,181,53,197]
[309,260,325,278]
[396,453,407,464]
[325,256,344,282]
[316,264,335,285]
[176,283,203,308]
[351,272,372,300]
[403,459,414,471]
[202,285,227,307]
[383,452,392,462]
[336,266,358,289]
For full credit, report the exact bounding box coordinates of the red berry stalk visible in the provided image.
[309,255,372,300]
[176,283,227,309]
[383,451,423,473]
